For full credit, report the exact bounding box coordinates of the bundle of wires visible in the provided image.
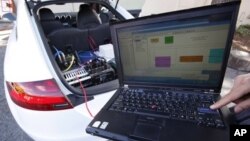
[53,46,66,64]
[53,46,75,72]
[63,55,75,72]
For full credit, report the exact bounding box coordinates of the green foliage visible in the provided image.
[236,24,250,36]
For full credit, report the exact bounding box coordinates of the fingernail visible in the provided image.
[234,107,241,113]
[210,105,215,109]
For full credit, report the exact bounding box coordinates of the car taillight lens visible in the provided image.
[6,79,73,111]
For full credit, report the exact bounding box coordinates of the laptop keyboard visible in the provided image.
[109,88,225,129]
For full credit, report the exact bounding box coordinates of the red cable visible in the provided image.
[87,36,97,51]
[87,37,95,51]
[76,74,94,118]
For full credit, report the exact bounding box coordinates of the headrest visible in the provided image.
[77,4,101,29]
[39,8,55,21]
[100,12,111,23]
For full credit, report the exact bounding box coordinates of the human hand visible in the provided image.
[210,73,250,113]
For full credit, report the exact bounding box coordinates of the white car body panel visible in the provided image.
[4,2,52,82]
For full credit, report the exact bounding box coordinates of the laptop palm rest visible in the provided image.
[130,116,164,141]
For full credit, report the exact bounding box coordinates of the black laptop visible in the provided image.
[86,1,241,141]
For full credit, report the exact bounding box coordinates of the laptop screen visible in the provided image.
[112,5,238,90]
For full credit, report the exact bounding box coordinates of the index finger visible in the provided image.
[210,82,250,109]
[210,93,233,109]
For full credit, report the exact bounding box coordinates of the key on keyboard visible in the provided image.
[109,88,225,128]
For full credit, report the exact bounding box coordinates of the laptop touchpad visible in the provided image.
[131,121,162,141]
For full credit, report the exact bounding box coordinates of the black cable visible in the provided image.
[115,0,120,9]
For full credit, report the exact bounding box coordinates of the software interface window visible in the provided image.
[117,16,230,86]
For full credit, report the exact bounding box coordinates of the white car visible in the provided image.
[4,0,133,140]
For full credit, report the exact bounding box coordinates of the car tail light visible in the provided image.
[6,79,73,111]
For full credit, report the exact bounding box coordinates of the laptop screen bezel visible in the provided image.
[111,1,240,93]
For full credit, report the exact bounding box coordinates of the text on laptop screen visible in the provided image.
[117,13,232,87]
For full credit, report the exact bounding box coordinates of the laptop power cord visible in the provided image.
[76,73,94,118]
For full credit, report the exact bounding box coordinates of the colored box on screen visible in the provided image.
[180,56,203,62]
[151,38,159,43]
[165,36,174,44]
[209,48,224,63]
[155,56,171,67]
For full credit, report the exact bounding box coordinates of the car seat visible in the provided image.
[39,8,64,35]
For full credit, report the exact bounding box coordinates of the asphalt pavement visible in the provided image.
[0,21,33,141]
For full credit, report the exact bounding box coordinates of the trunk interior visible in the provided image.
[33,1,125,98]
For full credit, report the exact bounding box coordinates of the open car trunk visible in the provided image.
[29,0,131,105]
